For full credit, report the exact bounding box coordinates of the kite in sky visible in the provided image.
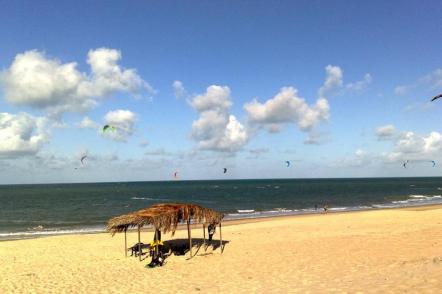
[103,125,117,133]
[285,161,290,167]
[431,93,442,101]
[80,155,87,165]
[223,168,227,174]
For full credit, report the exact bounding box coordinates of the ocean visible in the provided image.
[1,177,442,240]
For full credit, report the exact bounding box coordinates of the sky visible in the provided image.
[1,0,442,184]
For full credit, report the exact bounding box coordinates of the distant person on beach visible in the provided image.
[314,204,318,211]
[323,204,329,213]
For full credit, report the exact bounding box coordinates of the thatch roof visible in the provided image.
[107,203,224,236]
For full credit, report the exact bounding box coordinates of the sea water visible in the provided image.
[1,177,442,240]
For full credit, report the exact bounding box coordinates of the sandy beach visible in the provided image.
[1,206,441,293]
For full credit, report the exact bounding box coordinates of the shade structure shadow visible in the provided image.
[163,238,230,257]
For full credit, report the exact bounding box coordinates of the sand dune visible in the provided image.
[1,206,442,293]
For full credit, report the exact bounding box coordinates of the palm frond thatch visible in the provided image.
[107,203,224,236]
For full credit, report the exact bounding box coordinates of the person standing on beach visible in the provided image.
[208,223,216,241]
[323,203,329,213]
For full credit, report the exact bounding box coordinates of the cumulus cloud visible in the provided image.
[172,80,186,99]
[318,65,343,97]
[394,131,442,155]
[78,117,99,129]
[0,112,49,157]
[318,65,372,97]
[244,86,330,133]
[375,124,396,140]
[190,85,248,152]
[0,48,153,117]
[243,65,371,143]
[331,141,437,168]
[102,109,137,142]
[377,129,442,164]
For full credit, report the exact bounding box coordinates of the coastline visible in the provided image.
[3,177,442,242]
[2,203,442,242]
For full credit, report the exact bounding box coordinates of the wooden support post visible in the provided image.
[155,229,160,256]
[187,218,192,258]
[219,222,223,254]
[124,228,127,258]
[138,226,141,261]
[203,223,206,250]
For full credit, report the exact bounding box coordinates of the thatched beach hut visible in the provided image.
[107,203,225,259]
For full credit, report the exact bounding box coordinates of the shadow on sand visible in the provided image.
[130,238,229,262]
[163,238,230,257]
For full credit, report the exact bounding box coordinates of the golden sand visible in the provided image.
[1,206,442,293]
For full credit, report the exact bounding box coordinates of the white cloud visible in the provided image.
[331,128,442,167]
[394,68,442,96]
[190,85,248,152]
[318,65,343,97]
[33,153,73,170]
[304,131,330,145]
[403,102,434,112]
[0,112,49,157]
[318,65,372,97]
[379,130,442,163]
[396,131,442,155]
[346,73,372,93]
[395,131,425,154]
[0,48,153,117]
[190,85,232,112]
[172,80,186,98]
[375,124,396,140]
[78,117,99,129]
[102,109,137,142]
[244,86,330,132]
[243,65,370,143]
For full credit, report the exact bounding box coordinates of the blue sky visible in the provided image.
[1,1,442,184]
